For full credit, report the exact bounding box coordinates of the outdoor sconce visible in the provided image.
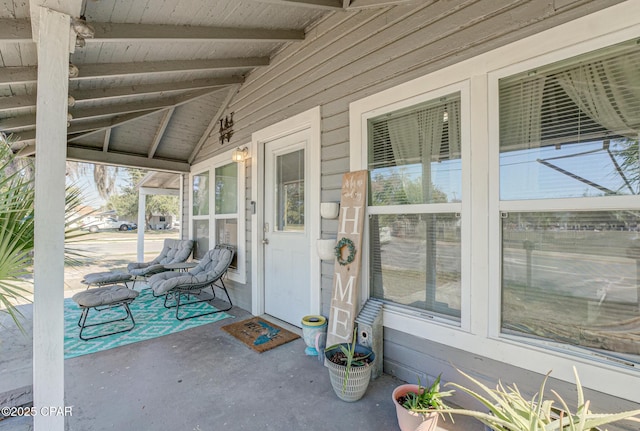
[219,112,234,145]
[231,147,249,163]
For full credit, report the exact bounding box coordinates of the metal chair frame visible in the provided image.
[162,271,233,321]
[76,299,136,341]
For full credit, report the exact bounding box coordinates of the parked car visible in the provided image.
[83,218,137,233]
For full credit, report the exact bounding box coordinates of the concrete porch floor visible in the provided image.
[1,301,483,431]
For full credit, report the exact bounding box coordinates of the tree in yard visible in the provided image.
[66,161,119,202]
[107,168,179,228]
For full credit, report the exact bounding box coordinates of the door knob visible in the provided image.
[262,238,269,245]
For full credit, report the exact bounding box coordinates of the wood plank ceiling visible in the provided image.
[0,0,410,173]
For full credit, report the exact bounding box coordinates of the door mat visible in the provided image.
[221,317,300,353]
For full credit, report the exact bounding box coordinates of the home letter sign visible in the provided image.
[326,170,367,347]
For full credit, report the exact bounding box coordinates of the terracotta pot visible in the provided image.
[392,384,439,431]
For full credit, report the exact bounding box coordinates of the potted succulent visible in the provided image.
[324,332,375,402]
[439,367,640,431]
[392,374,454,431]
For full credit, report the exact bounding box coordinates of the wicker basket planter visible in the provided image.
[325,344,375,402]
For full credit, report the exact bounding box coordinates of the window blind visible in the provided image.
[368,94,461,170]
[499,39,640,153]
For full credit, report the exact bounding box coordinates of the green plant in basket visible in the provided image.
[325,329,372,394]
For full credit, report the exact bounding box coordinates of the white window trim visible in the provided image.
[349,1,640,402]
[190,149,247,284]
[359,81,471,330]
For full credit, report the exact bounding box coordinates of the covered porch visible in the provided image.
[1,0,640,430]
[0,301,481,431]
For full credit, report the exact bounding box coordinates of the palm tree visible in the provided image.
[0,134,89,331]
[0,134,36,331]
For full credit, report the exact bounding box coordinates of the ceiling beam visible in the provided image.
[189,84,241,164]
[0,77,243,113]
[66,147,190,173]
[74,58,268,80]
[67,84,224,142]
[0,67,38,86]
[148,107,175,159]
[71,76,244,103]
[249,0,343,10]
[0,58,266,87]
[88,22,304,43]
[346,0,416,8]
[1,88,219,131]
[0,19,32,43]
[1,111,162,146]
[2,19,304,44]
[67,111,163,143]
[102,128,111,152]
[0,94,36,113]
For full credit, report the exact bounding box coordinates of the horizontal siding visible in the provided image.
[194,0,624,306]
[190,0,630,414]
[384,328,640,431]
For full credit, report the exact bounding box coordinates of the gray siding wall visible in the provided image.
[192,0,636,422]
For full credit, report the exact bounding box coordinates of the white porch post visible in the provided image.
[137,191,147,262]
[32,7,72,431]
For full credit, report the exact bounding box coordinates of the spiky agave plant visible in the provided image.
[438,367,640,431]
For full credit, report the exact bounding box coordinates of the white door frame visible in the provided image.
[251,107,321,317]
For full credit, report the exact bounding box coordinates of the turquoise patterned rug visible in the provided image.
[64,288,234,359]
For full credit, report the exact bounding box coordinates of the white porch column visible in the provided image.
[32,7,72,431]
[137,191,147,262]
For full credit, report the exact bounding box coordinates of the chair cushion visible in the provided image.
[82,271,132,286]
[72,285,139,308]
[126,239,194,275]
[127,263,165,277]
[148,271,188,295]
[148,246,234,295]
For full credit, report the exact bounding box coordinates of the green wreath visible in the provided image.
[335,237,356,266]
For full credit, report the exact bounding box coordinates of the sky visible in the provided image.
[67,163,130,209]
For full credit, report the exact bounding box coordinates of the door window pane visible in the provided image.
[215,163,238,214]
[502,211,640,363]
[369,213,461,319]
[276,149,304,232]
[193,172,209,216]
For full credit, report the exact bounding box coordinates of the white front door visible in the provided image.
[263,129,310,326]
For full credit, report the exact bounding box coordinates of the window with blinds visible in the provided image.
[499,38,640,200]
[367,93,462,321]
[368,93,461,205]
[499,39,640,367]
